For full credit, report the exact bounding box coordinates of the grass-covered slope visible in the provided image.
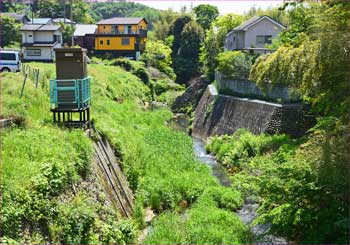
[207,129,349,243]
[1,62,251,244]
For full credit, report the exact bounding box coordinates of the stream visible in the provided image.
[192,137,287,244]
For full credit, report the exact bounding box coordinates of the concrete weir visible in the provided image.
[192,85,314,140]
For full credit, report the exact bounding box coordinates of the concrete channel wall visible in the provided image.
[215,71,300,103]
[192,85,315,140]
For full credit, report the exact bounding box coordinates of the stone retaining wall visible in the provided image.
[192,85,315,140]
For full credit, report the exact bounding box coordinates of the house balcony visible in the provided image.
[96,29,147,38]
[22,40,58,47]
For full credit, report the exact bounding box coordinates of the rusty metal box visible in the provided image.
[55,48,88,80]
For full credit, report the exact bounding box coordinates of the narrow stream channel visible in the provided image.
[192,137,287,244]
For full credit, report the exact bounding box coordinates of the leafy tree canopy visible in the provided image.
[0,15,21,47]
[193,4,219,30]
[250,1,350,121]
[141,40,176,80]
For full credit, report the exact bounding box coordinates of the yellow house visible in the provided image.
[94,17,147,60]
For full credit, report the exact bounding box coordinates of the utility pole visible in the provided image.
[63,0,66,24]
[70,0,74,46]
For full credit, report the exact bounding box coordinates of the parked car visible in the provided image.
[0,50,21,72]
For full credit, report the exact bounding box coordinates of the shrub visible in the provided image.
[216,51,253,80]
[111,58,151,86]
[140,40,176,80]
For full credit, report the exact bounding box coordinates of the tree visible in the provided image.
[193,4,219,31]
[216,51,253,80]
[170,15,192,60]
[173,21,204,83]
[214,14,244,48]
[72,0,94,24]
[200,13,244,80]
[152,9,179,41]
[249,1,350,120]
[37,0,63,18]
[0,15,21,47]
[278,3,318,46]
[59,22,75,44]
[140,40,175,79]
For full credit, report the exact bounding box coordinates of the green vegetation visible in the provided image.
[200,13,244,80]
[89,2,160,24]
[207,3,350,244]
[250,2,350,119]
[171,16,204,83]
[207,127,349,243]
[140,40,176,80]
[216,51,256,80]
[0,15,21,47]
[1,67,138,244]
[87,63,251,243]
[193,4,219,31]
[146,187,250,244]
[1,63,250,244]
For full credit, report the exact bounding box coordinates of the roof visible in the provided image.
[20,24,61,31]
[29,18,52,25]
[1,12,30,22]
[97,17,146,25]
[74,24,97,36]
[52,18,75,24]
[232,15,286,32]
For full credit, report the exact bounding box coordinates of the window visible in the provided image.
[256,35,272,45]
[28,34,33,37]
[100,40,104,45]
[107,39,110,45]
[121,38,130,46]
[0,53,16,60]
[26,49,41,56]
[54,35,62,43]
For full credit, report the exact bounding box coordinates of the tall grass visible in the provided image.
[1,62,251,244]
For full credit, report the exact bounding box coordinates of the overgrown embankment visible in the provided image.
[206,129,349,243]
[1,70,135,244]
[1,62,252,244]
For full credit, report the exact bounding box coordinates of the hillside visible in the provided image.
[1,63,251,244]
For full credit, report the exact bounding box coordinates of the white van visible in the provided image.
[0,50,21,72]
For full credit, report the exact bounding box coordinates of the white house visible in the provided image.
[225,16,286,53]
[20,24,63,62]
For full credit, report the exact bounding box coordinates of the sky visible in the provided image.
[132,0,284,15]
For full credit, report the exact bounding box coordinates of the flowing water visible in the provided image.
[192,137,287,244]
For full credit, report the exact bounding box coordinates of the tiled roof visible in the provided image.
[97,17,145,25]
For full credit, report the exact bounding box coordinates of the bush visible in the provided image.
[140,40,176,80]
[207,124,350,243]
[216,51,254,80]
[207,129,293,171]
[111,58,151,86]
